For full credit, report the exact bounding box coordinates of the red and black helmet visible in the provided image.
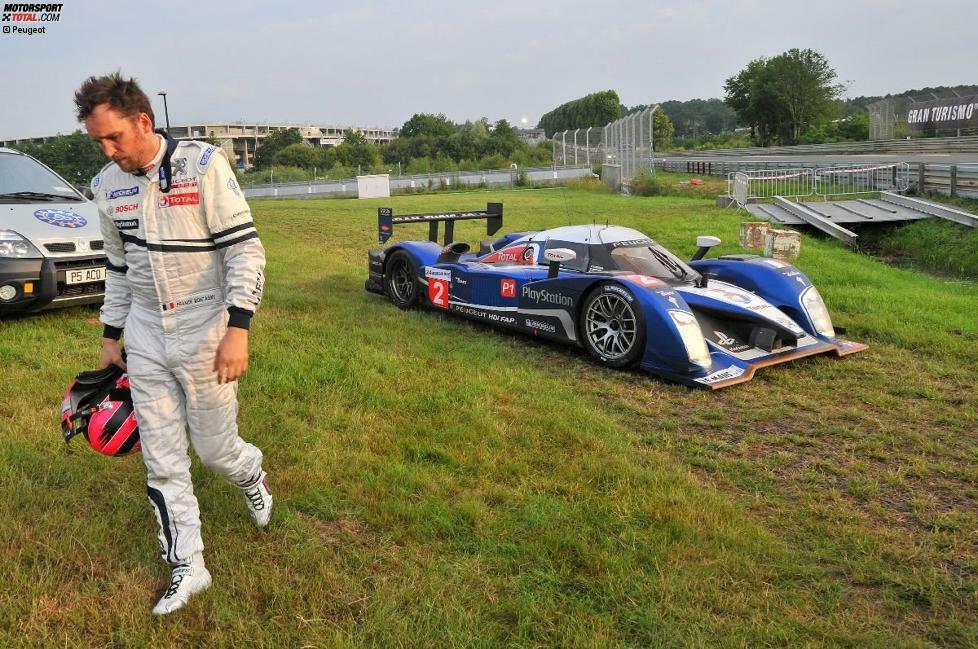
[61,364,141,457]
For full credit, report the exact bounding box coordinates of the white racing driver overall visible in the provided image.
[94,133,266,564]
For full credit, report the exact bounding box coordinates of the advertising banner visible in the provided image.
[907,96,978,133]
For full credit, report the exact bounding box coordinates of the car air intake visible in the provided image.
[45,242,76,253]
[436,242,471,263]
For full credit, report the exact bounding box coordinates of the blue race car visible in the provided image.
[364,203,867,389]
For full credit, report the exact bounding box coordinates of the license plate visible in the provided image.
[65,267,107,285]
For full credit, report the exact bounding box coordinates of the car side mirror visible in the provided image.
[691,235,721,261]
[544,248,576,278]
[78,186,94,200]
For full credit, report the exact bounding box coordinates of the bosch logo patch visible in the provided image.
[34,208,86,228]
[114,203,139,214]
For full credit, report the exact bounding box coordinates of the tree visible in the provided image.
[13,130,106,185]
[723,57,781,145]
[537,90,621,137]
[767,49,843,143]
[273,142,317,168]
[486,119,520,158]
[724,49,842,145]
[652,109,674,149]
[332,129,381,171]
[399,113,456,138]
[252,128,302,169]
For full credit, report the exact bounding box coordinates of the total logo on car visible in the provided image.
[0,147,106,315]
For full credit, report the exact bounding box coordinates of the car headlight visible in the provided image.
[669,310,712,368]
[800,285,835,337]
[0,230,42,259]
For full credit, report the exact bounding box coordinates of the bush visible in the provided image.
[630,170,665,196]
[567,177,612,193]
[237,165,311,185]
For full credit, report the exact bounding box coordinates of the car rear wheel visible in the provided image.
[581,283,646,368]
[385,250,420,309]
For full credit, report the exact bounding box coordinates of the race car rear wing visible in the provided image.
[378,202,503,245]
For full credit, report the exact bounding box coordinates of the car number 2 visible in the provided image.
[428,278,449,308]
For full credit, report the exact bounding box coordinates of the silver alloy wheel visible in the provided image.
[584,292,638,360]
[389,260,414,302]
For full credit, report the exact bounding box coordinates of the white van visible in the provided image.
[0,147,106,315]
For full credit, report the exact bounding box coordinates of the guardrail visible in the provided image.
[242,165,593,199]
[658,135,978,158]
[658,159,978,199]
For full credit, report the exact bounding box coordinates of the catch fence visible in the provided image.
[551,105,659,185]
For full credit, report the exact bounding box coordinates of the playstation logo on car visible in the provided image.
[34,209,87,228]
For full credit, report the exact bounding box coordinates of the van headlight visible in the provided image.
[800,286,834,337]
[669,310,712,368]
[0,230,42,259]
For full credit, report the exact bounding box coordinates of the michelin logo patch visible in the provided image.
[107,186,139,199]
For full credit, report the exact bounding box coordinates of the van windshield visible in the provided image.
[0,153,83,202]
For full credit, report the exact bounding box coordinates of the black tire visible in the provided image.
[384,250,421,309]
[579,283,646,369]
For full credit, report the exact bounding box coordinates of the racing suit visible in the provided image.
[93,134,266,565]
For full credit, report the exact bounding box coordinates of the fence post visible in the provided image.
[950,164,958,197]
[585,128,591,167]
[918,163,925,193]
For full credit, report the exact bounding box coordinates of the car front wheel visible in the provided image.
[580,283,646,368]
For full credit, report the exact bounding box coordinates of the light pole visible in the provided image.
[157,92,171,131]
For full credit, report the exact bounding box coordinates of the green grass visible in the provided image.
[2,188,977,646]
[853,193,978,280]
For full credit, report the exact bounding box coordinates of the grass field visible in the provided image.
[2,187,977,647]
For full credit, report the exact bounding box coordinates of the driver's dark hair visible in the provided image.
[74,71,155,124]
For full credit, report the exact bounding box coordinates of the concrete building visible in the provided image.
[517,128,547,146]
[1,122,397,169]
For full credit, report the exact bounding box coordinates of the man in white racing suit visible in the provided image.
[75,73,272,615]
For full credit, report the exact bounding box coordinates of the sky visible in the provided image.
[0,0,974,139]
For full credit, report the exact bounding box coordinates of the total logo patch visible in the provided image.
[482,243,537,265]
[158,192,200,208]
[34,208,86,228]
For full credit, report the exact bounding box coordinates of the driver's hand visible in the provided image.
[100,338,127,371]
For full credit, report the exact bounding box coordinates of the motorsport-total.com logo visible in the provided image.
[1,3,62,36]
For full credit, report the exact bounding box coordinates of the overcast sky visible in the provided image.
[0,0,974,139]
